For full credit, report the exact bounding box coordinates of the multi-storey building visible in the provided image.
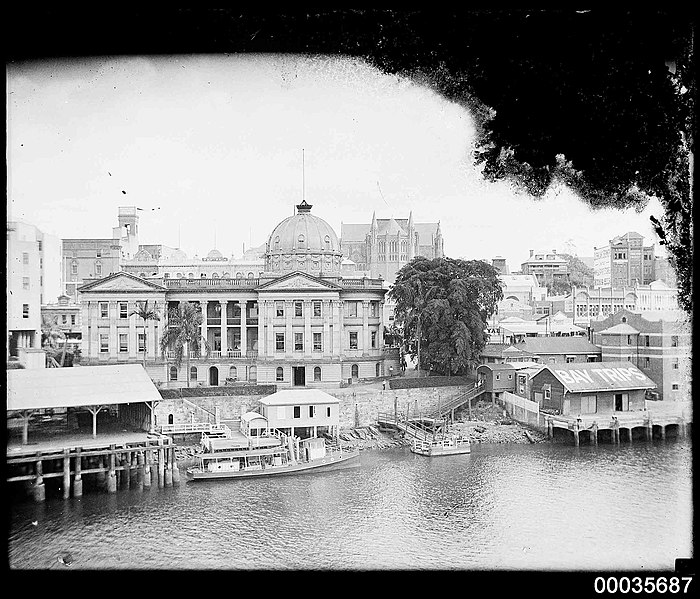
[590,309,691,401]
[41,294,82,355]
[593,231,655,287]
[62,206,140,300]
[340,212,444,283]
[7,221,62,358]
[520,249,569,286]
[77,201,400,388]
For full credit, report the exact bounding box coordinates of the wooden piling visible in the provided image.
[96,456,107,488]
[171,444,180,485]
[122,452,131,490]
[573,422,580,447]
[646,416,653,441]
[107,446,117,494]
[136,451,145,491]
[660,425,666,440]
[34,455,45,503]
[73,448,83,498]
[164,446,173,487]
[145,449,154,489]
[62,448,71,500]
[130,452,139,488]
[591,422,598,446]
[157,440,165,488]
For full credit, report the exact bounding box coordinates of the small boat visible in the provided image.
[410,435,471,457]
[186,434,359,481]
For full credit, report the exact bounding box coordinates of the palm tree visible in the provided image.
[41,315,66,366]
[130,300,160,369]
[159,302,206,387]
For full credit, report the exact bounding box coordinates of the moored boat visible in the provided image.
[410,436,471,457]
[186,434,359,481]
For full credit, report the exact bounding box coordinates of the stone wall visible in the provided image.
[155,383,472,430]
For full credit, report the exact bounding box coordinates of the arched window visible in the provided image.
[229,366,237,379]
[200,273,207,278]
[223,272,230,279]
[177,272,183,278]
[236,272,243,279]
[95,261,102,276]
[324,235,331,249]
[169,366,178,381]
[212,272,219,278]
[376,363,381,377]
[276,367,284,382]
[139,272,147,278]
[274,236,280,250]
[621,316,627,323]
[247,272,254,279]
[314,366,321,382]
[164,272,170,279]
[71,261,78,275]
[188,273,194,279]
[168,414,174,425]
[190,366,197,381]
[298,234,305,248]
[351,364,359,379]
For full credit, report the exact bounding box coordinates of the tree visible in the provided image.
[130,300,160,369]
[389,257,503,376]
[560,254,595,289]
[159,302,207,387]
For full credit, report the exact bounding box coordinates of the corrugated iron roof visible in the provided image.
[516,337,601,355]
[7,364,162,411]
[534,361,656,393]
[260,389,340,406]
[597,323,641,335]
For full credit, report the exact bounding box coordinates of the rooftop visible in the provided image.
[535,361,656,393]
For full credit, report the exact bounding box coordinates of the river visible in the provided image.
[8,439,692,571]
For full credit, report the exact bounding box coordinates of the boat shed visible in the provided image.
[259,389,340,440]
[529,361,656,417]
[6,364,163,444]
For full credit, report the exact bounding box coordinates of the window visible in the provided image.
[95,262,102,276]
[326,406,331,417]
[71,261,78,275]
[672,359,679,370]
[581,395,597,414]
[645,335,650,347]
[100,334,109,353]
[566,356,575,364]
[496,374,500,381]
[349,332,358,349]
[371,331,377,348]
[351,364,359,379]
[508,374,513,380]
[376,363,380,377]
[119,302,128,319]
[119,334,128,353]
[627,335,632,345]
[274,236,280,250]
[347,301,358,317]
[324,235,331,249]
[293,406,301,419]
[671,335,678,347]
[22,277,30,290]
[298,235,305,248]
[294,332,304,351]
[645,357,650,368]
[370,302,379,317]
[190,366,198,381]
[100,302,108,318]
[229,366,237,379]
[543,387,551,400]
[275,301,284,317]
[309,405,316,418]
[22,303,29,318]
[169,366,178,381]
[672,384,679,390]
[96,249,102,258]
[313,332,322,352]
[314,366,321,382]
[275,333,285,352]
[276,367,284,382]
[62,314,68,324]
[313,301,322,317]
[294,301,303,317]
[138,333,146,353]
[22,252,29,265]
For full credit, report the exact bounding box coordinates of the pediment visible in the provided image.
[78,272,166,293]
[258,271,340,292]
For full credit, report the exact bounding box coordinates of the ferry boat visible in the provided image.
[410,435,471,457]
[186,433,360,481]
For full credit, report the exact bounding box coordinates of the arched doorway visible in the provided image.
[249,365,257,383]
[209,366,219,386]
[351,364,359,380]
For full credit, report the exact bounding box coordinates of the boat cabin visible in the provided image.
[241,411,269,437]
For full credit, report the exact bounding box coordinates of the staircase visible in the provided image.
[426,382,486,420]
[376,412,446,443]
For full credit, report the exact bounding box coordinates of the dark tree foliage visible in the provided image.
[389,257,503,376]
[8,8,694,313]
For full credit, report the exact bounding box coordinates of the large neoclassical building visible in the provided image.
[77,201,400,388]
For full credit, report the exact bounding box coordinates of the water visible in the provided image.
[8,440,692,571]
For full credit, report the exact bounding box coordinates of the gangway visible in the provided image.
[377,412,447,443]
[426,381,486,420]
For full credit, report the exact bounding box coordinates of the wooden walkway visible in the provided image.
[426,383,486,420]
[377,412,443,443]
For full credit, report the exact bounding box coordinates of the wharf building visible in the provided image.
[77,201,400,388]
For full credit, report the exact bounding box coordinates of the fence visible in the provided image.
[502,391,546,431]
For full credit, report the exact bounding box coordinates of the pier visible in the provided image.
[6,435,180,502]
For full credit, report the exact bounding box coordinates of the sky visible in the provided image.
[7,54,666,268]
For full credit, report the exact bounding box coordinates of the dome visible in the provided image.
[265,200,343,274]
[207,249,223,259]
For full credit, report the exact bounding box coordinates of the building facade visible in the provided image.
[77,201,400,388]
[590,309,691,401]
[340,212,444,283]
[41,294,83,355]
[520,249,569,286]
[593,231,655,288]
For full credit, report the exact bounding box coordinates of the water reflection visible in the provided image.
[8,440,692,571]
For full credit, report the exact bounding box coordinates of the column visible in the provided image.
[362,300,370,356]
[267,300,275,358]
[220,300,228,355]
[109,301,118,356]
[285,300,293,358]
[128,301,137,359]
[335,300,344,356]
[304,300,312,357]
[257,300,266,357]
[201,301,208,356]
[240,301,247,357]
[378,300,385,348]
[323,300,331,358]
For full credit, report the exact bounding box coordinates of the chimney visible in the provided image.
[529,250,534,257]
